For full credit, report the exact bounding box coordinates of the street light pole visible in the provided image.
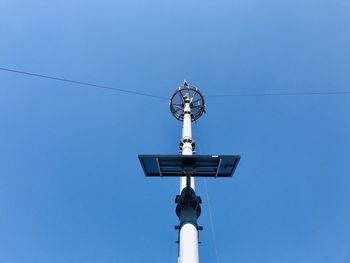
[178,90,199,263]
[138,81,240,263]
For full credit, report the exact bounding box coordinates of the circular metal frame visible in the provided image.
[170,82,205,121]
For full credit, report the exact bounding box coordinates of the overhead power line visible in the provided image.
[1,66,349,99]
[206,90,350,97]
[0,67,168,100]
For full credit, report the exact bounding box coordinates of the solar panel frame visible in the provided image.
[138,154,240,178]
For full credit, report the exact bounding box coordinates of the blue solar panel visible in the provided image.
[138,155,240,177]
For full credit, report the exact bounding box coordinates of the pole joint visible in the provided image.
[179,137,196,151]
[175,184,202,228]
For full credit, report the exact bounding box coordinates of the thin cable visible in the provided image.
[0,67,168,100]
[204,178,221,263]
[206,90,350,97]
[194,123,220,263]
[3,66,349,99]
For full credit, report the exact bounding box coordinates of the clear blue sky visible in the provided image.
[1,0,350,262]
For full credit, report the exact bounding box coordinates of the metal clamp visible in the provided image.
[179,137,196,151]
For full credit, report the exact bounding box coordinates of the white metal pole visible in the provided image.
[180,100,195,191]
[178,98,199,263]
[179,224,199,263]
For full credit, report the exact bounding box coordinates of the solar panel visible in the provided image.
[138,155,240,177]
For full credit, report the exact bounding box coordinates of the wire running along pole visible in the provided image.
[195,124,220,263]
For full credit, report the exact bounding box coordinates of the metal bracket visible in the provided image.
[182,167,195,188]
